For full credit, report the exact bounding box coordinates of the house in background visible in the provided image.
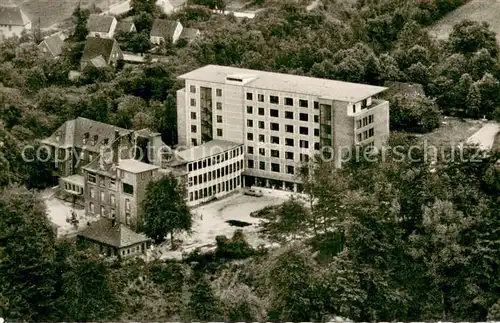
[87,14,117,38]
[38,32,66,58]
[80,37,123,70]
[115,20,136,34]
[0,4,31,39]
[179,27,200,44]
[77,218,151,259]
[150,19,183,45]
[155,0,187,15]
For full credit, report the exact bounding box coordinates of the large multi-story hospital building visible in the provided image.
[176,65,390,192]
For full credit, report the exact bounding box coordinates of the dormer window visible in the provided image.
[83,132,90,145]
[92,135,98,145]
[104,138,109,145]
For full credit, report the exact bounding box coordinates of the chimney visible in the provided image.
[112,130,120,165]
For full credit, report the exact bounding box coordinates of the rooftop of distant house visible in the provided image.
[178,65,388,102]
[87,14,115,33]
[115,20,134,34]
[176,139,242,162]
[179,27,199,41]
[81,37,120,63]
[39,33,65,57]
[78,218,151,249]
[0,4,30,26]
[150,18,180,39]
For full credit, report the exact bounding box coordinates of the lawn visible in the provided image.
[428,0,500,41]
[418,116,483,148]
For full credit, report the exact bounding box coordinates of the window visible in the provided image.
[217,128,223,136]
[369,115,374,123]
[285,125,293,133]
[314,128,319,137]
[100,191,105,202]
[259,134,265,143]
[216,88,222,96]
[285,152,294,160]
[191,125,197,133]
[300,140,309,149]
[83,132,89,145]
[125,213,131,225]
[247,133,254,141]
[285,111,293,119]
[285,138,294,146]
[300,153,309,162]
[270,123,279,131]
[314,101,319,109]
[100,205,105,216]
[89,202,95,214]
[258,107,265,115]
[111,208,116,218]
[216,102,222,110]
[258,121,265,129]
[286,165,294,174]
[356,119,362,129]
[299,99,308,108]
[258,94,264,102]
[259,161,266,170]
[246,92,253,100]
[271,136,279,144]
[362,99,368,108]
[369,128,374,137]
[259,148,266,156]
[247,119,253,127]
[270,109,279,117]
[190,98,196,106]
[89,187,95,198]
[271,149,280,158]
[314,115,319,123]
[247,106,253,114]
[123,183,134,195]
[190,85,196,93]
[217,115,222,123]
[314,142,320,150]
[352,105,356,113]
[363,117,368,127]
[299,127,309,135]
[285,97,293,106]
[271,163,280,172]
[191,138,197,146]
[247,146,254,154]
[110,179,116,190]
[300,113,309,121]
[88,173,96,183]
[248,160,254,168]
[270,95,279,104]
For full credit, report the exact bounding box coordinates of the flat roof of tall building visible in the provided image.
[178,65,388,102]
[177,139,242,162]
[117,159,159,173]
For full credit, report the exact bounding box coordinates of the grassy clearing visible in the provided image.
[417,116,483,148]
[428,0,500,41]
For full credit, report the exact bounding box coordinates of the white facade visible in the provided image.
[176,65,390,191]
[150,21,183,45]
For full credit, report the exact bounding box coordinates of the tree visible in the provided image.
[448,20,498,56]
[130,0,155,14]
[132,111,154,130]
[188,277,221,320]
[140,174,192,244]
[390,93,441,133]
[127,32,152,53]
[71,4,89,42]
[0,186,58,321]
[465,83,481,118]
[260,197,309,243]
[133,12,154,34]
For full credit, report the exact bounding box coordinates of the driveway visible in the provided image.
[466,122,500,151]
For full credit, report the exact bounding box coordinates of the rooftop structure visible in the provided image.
[117,159,160,173]
[177,139,241,162]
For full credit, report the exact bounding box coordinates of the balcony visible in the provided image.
[348,99,388,117]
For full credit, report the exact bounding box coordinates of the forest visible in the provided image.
[1,0,500,320]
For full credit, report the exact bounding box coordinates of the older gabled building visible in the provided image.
[115,20,136,34]
[155,0,187,15]
[87,14,117,38]
[150,19,183,45]
[38,32,65,58]
[179,27,200,44]
[0,4,31,39]
[80,37,123,70]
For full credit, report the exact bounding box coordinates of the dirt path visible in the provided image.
[466,122,500,151]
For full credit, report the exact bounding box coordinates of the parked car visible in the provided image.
[244,188,263,197]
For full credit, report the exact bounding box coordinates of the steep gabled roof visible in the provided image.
[39,33,65,57]
[150,19,179,39]
[81,37,119,63]
[179,27,199,41]
[0,5,30,26]
[116,21,135,34]
[42,117,130,153]
[87,14,115,33]
[78,218,151,248]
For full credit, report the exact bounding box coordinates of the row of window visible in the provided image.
[87,173,117,190]
[247,141,318,157]
[189,85,223,97]
[88,202,132,225]
[247,160,297,174]
[357,128,375,142]
[187,147,243,172]
[89,188,132,210]
[119,244,145,256]
[356,114,375,129]
[64,182,83,194]
[189,176,240,201]
[246,121,320,134]
[246,93,320,109]
[246,129,316,144]
[352,99,369,114]
[188,160,243,186]
[246,106,320,121]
